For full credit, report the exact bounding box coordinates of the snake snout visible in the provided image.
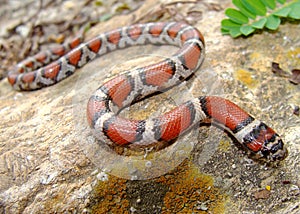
[270,144,288,161]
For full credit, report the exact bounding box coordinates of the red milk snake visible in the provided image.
[8,22,287,162]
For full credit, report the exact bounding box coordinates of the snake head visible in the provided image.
[242,122,288,162]
[260,134,288,162]
[258,137,288,162]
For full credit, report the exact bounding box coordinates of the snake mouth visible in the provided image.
[258,147,288,163]
[250,145,288,163]
[270,146,288,162]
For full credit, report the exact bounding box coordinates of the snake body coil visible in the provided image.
[8,22,287,162]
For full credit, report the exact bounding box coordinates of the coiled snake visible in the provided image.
[8,22,287,162]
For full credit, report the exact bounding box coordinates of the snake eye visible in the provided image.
[270,139,283,153]
[271,146,288,161]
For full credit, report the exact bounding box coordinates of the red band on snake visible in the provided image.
[8,22,287,162]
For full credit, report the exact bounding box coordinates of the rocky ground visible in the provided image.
[0,0,299,213]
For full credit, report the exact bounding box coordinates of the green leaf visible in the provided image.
[276,0,286,4]
[221,19,242,30]
[232,0,256,19]
[241,0,267,16]
[261,0,276,9]
[229,28,243,37]
[221,19,242,37]
[225,8,249,24]
[240,25,255,36]
[251,17,267,29]
[221,0,300,38]
[221,28,230,35]
[288,2,300,19]
[265,15,281,30]
[273,7,291,17]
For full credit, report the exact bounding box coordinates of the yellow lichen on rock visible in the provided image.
[156,160,226,213]
[91,176,129,214]
[234,69,258,89]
